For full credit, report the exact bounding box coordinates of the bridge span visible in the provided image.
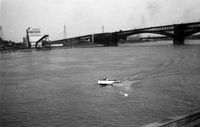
[118,22,200,45]
[53,22,200,46]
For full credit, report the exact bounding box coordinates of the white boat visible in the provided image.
[98,78,121,85]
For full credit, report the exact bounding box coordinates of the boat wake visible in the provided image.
[119,92,128,97]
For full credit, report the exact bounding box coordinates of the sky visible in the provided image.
[1,0,200,42]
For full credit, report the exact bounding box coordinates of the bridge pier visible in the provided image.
[109,32,118,46]
[104,32,118,46]
[173,24,185,45]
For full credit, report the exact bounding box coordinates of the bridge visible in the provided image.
[52,22,200,46]
[118,22,200,45]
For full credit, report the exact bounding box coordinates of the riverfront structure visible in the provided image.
[25,28,42,48]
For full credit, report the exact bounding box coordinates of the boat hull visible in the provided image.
[98,80,115,85]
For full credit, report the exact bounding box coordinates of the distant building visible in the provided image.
[23,37,29,47]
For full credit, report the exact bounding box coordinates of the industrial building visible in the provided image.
[24,28,42,48]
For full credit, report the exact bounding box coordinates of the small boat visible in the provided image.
[98,78,121,85]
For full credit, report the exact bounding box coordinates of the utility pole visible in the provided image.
[102,25,104,33]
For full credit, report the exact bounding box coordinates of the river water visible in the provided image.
[1,40,200,127]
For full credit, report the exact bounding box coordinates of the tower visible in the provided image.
[0,26,4,40]
[0,0,3,40]
[64,25,67,39]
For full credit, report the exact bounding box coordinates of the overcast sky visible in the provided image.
[1,0,200,42]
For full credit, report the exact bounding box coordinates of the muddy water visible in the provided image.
[1,40,200,127]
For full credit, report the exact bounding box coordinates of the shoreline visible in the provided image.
[1,39,200,54]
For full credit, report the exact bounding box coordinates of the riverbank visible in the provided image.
[1,39,199,54]
[0,43,103,53]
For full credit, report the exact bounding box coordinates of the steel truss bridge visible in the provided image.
[53,22,200,46]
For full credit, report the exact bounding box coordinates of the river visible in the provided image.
[1,40,200,127]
